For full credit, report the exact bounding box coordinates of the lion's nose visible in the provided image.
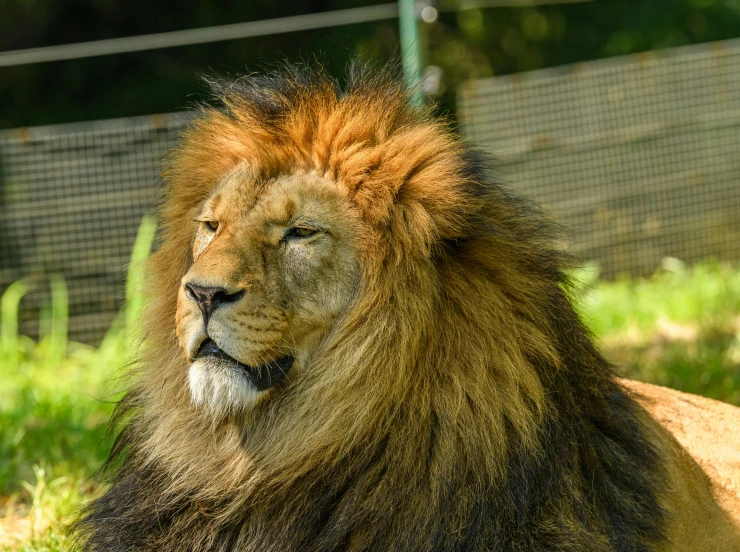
[184,283,244,325]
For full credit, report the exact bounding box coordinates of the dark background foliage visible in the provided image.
[1,0,739,128]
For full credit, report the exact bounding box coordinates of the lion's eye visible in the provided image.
[284,226,318,240]
[203,220,219,233]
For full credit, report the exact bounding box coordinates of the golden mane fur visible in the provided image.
[74,63,740,551]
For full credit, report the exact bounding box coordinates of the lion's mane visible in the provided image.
[74,63,666,551]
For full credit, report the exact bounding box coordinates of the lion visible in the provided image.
[73,63,740,551]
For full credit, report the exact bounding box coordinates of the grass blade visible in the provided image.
[1,279,29,367]
[125,215,157,341]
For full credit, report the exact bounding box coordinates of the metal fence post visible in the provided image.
[399,0,423,106]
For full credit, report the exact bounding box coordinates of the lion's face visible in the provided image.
[175,166,361,415]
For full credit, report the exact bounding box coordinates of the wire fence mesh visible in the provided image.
[2,39,739,344]
[458,39,740,279]
[0,114,189,344]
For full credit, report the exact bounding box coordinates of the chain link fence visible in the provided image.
[459,39,740,279]
[0,114,189,344]
[2,39,740,344]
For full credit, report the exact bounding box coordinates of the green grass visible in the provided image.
[0,216,155,551]
[572,259,740,404]
[0,249,738,550]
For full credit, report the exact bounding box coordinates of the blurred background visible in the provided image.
[1,1,739,549]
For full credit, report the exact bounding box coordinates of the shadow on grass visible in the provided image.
[0,390,113,497]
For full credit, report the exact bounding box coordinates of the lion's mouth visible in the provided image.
[194,338,294,391]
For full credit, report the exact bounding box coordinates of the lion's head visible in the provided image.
[139,63,552,448]
[76,63,668,552]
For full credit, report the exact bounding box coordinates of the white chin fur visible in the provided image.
[188,359,262,417]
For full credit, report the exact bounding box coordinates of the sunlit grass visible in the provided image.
[572,259,740,404]
[0,247,738,550]
[575,258,740,340]
[0,216,155,551]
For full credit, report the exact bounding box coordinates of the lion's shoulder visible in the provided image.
[622,378,740,532]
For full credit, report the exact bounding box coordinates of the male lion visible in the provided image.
[74,64,740,551]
